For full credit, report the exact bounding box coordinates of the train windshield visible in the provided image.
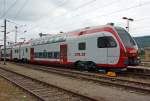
[115,27,136,48]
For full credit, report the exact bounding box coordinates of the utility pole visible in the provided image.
[4,19,7,65]
[15,26,18,43]
[122,17,134,32]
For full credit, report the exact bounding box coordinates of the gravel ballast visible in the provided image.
[0,63,150,101]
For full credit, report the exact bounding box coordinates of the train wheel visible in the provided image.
[76,61,85,71]
[88,62,97,71]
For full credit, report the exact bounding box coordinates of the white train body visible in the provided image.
[30,25,127,69]
[20,42,31,62]
[1,25,139,69]
[12,44,21,61]
[12,42,31,62]
[67,31,120,64]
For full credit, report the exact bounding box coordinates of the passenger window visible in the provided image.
[54,52,60,59]
[97,36,117,48]
[43,52,47,58]
[39,52,43,58]
[35,52,39,58]
[48,52,53,58]
[78,42,86,50]
[26,48,28,53]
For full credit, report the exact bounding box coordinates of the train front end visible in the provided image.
[126,47,140,65]
[115,27,140,66]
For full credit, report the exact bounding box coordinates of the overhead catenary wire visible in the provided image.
[27,0,118,33]
[12,2,149,36]
[36,0,118,29]
[70,0,119,18]
[0,0,5,17]
[0,0,18,19]
[24,0,69,32]
[134,16,150,22]
[1,0,150,39]
[93,1,150,19]
[14,0,29,19]
[50,0,150,31]
[69,0,96,11]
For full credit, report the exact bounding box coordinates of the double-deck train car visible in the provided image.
[12,42,22,62]
[29,25,138,70]
[12,42,31,62]
[0,25,140,70]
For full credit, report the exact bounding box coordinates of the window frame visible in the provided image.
[78,42,86,50]
[97,36,117,48]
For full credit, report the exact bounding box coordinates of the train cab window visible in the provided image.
[97,36,117,48]
[78,42,86,50]
[115,27,136,48]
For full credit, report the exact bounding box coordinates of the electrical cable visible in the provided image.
[93,1,150,19]
[50,1,150,31]
[27,0,117,33]
[0,0,5,17]
[14,0,29,19]
[0,0,18,19]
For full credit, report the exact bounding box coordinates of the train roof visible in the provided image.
[31,25,116,46]
[31,34,67,46]
[66,25,116,36]
[67,25,111,33]
[12,40,32,47]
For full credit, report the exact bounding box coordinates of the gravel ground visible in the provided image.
[0,62,150,101]
[0,76,38,101]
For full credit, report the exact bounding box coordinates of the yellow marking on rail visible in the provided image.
[106,71,117,77]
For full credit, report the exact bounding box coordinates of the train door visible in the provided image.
[10,50,12,61]
[60,44,67,64]
[105,35,120,64]
[19,45,21,60]
[30,48,34,63]
[97,36,108,64]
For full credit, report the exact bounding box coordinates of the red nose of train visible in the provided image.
[126,48,140,65]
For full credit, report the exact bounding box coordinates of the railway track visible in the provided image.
[119,71,150,79]
[12,63,150,95]
[0,67,97,101]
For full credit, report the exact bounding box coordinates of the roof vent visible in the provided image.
[106,23,114,26]
[85,27,90,29]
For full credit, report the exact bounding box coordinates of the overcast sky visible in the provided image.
[0,0,150,44]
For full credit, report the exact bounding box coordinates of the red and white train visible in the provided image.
[0,25,140,70]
